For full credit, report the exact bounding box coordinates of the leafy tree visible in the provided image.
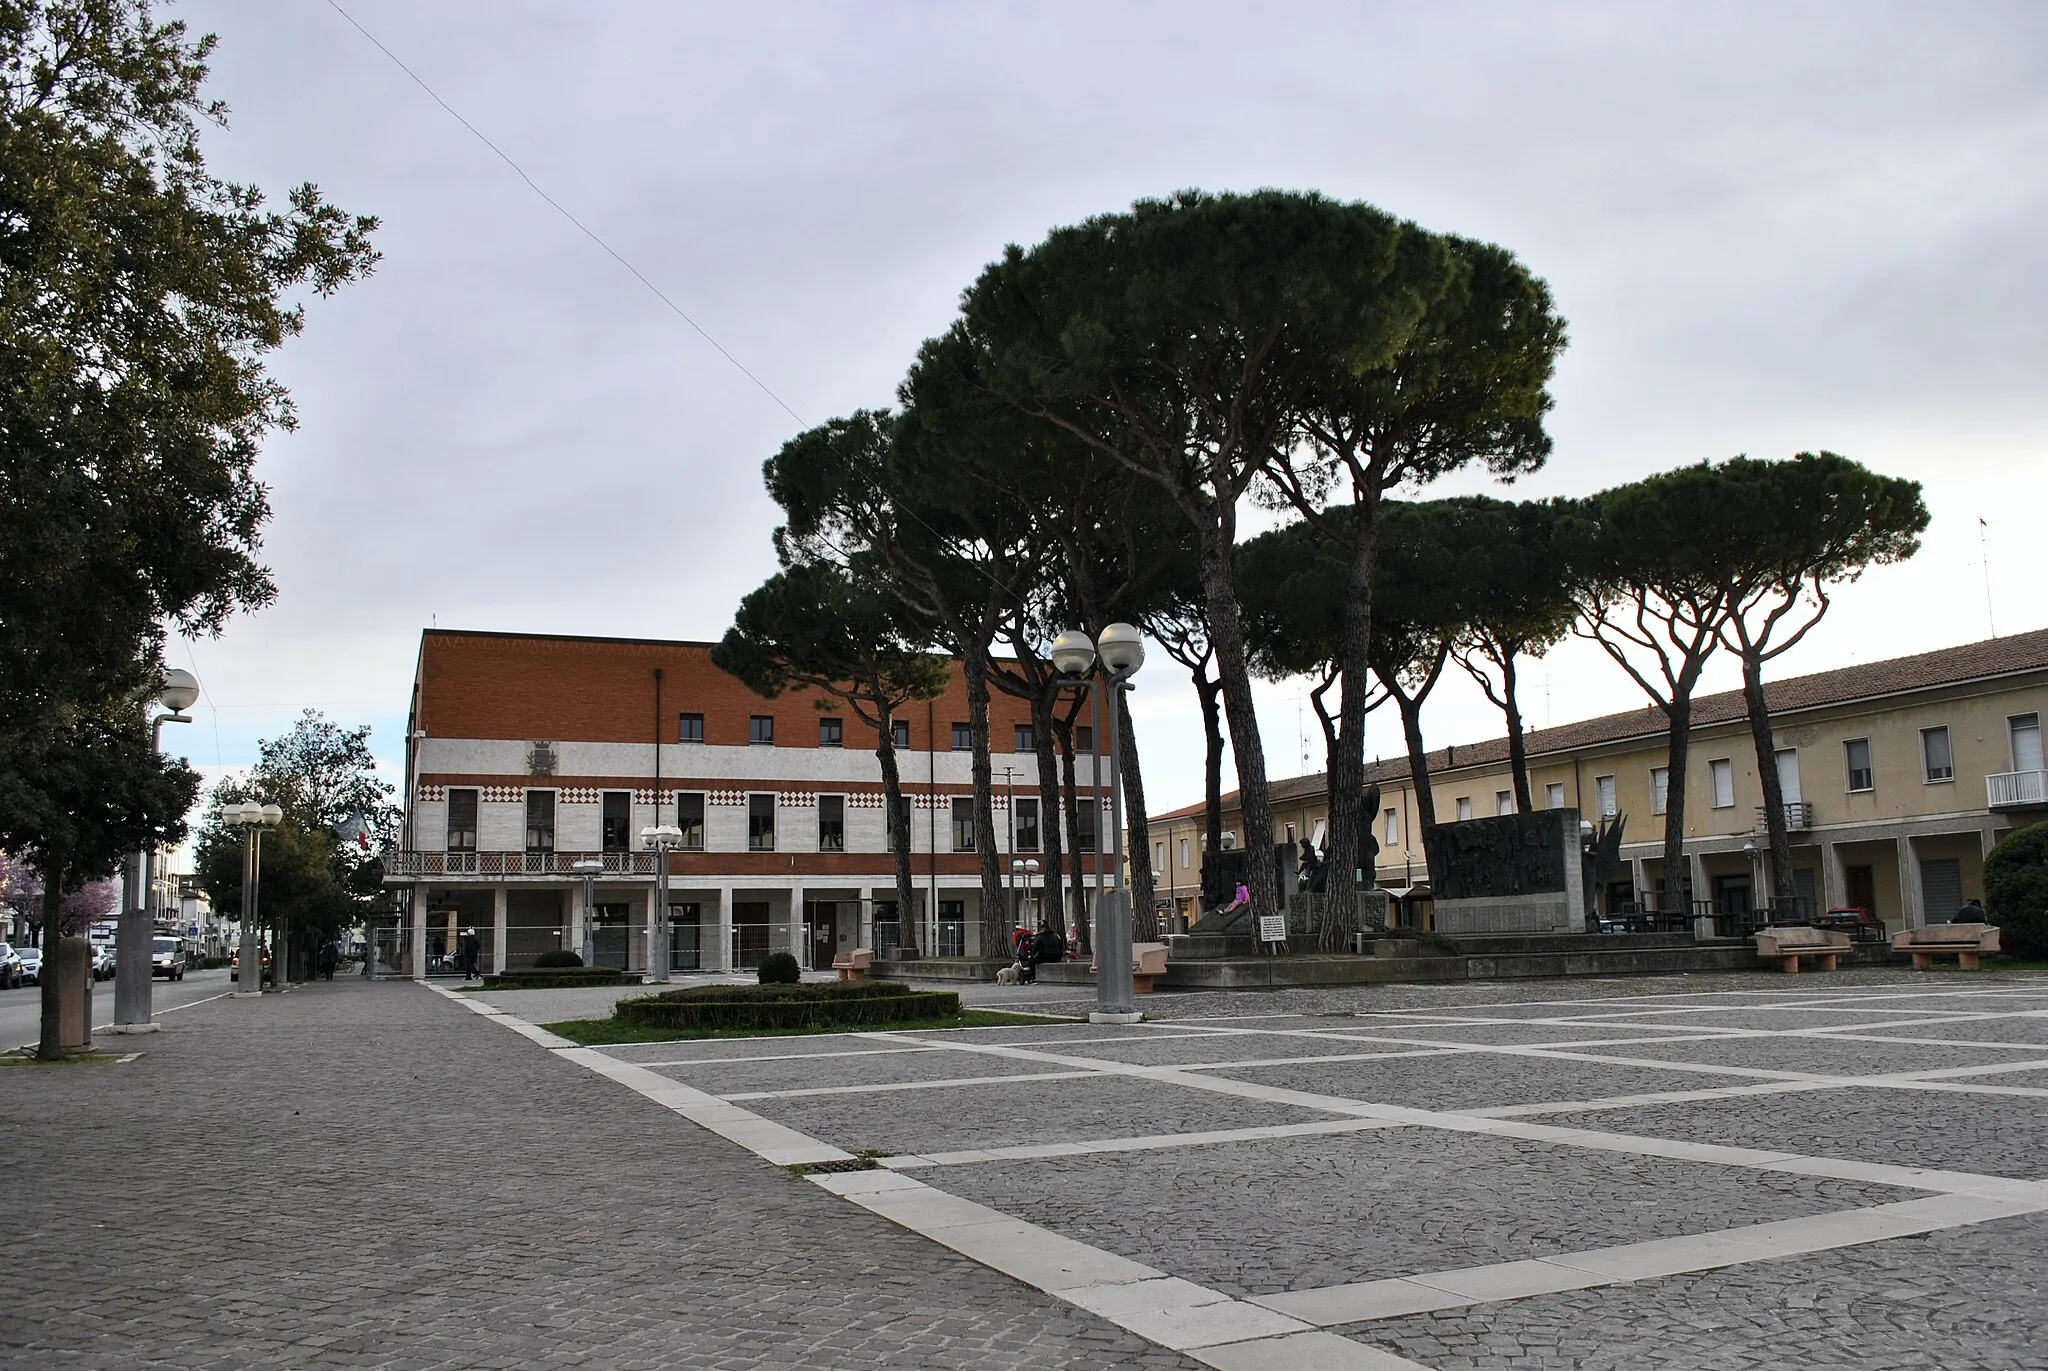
[1444,498,1577,811]
[0,1,378,754]
[712,561,948,956]
[1705,455,1927,905]
[1986,822,2048,960]
[955,191,1436,924]
[1271,234,1565,932]
[0,701,196,1057]
[0,853,113,938]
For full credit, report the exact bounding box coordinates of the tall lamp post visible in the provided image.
[641,824,682,983]
[228,801,283,996]
[1009,857,1040,937]
[114,669,200,1032]
[1051,624,1145,1024]
[573,857,603,967]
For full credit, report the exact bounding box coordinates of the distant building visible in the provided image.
[1148,628,2048,931]
[387,630,1107,976]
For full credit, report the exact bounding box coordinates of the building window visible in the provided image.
[1595,775,1617,819]
[1285,822,1296,845]
[677,712,704,743]
[1495,791,1513,817]
[1014,723,1035,753]
[1545,782,1565,810]
[601,791,631,853]
[818,716,843,747]
[1455,797,1473,822]
[1075,725,1094,753]
[951,796,975,851]
[749,715,775,746]
[951,721,973,752]
[1153,840,1165,873]
[446,788,478,852]
[747,793,775,850]
[1844,738,1874,792]
[1651,767,1670,816]
[676,793,704,850]
[1710,759,1734,808]
[817,794,845,852]
[1179,836,1191,868]
[1921,727,1954,783]
[892,718,910,750]
[525,790,555,852]
[2010,713,2042,772]
[1076,801,1097,853]
[1014,797,1040,852]
[1383,808,1399,845]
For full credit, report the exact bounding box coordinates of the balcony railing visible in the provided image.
[1988,769,2048,810]
[387,850,657,878]
[1753,801,1815,832]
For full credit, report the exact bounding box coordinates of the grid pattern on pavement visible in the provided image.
[579,974,2048,1370]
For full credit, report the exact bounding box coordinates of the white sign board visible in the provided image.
[1258,915,1288,944]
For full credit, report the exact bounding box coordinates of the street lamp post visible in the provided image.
[229,801,283,996]
[1009,857,1040,937]
[641,824,683,983]
[114,669,200,1032]
[1051,625,1145,1024]
[572,858,603,967]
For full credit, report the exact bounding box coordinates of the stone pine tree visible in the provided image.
[955,191,1434,925]
[1705,455,1927,906]
[0,703,196,1058]
[713,561,948,958]
[1144,591,1227,904]
[0,0,378,757]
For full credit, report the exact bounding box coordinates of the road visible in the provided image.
[0,966,234,1050]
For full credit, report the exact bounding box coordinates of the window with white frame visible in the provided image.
[676,793,704,850]
[1545,782,1566,810]
[1651,767,1670,815]
[1153,841,1165,873]
[747,793,775,850]
[817,794,845,852]
[1921,726,1953,783]
[446,788,478,852]
[1455,797,1473,821]
[1383,808,1399,845]
[1595,775,1617,818]
[951,796,975,851]
[1013,797,1039,851]
[1710,758,1734,808]
[1179,836,1191,868]
[1496,791,1513,816]
[1844,738,1874,793]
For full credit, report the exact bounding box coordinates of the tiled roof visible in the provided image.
[1147,626,2048,824]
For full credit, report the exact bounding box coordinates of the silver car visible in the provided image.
[17,946,42,985]
[150,936,187,982]
[91,943,117,980]
[0,943,21,989]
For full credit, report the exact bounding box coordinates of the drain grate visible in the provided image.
[787,1156,882,1175]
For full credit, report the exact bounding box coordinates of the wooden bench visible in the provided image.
[1892,923,2000,971]
[1752,926,1851,973]
[1131,942,1169,994]
[831,948,874,982]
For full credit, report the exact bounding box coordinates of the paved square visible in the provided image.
[565,971,2048,1369]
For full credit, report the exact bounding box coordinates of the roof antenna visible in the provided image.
[1980,518,1997,638]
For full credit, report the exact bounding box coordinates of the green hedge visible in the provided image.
[1987,821,2048,959]
[614,979,960,1031]
[481,967,642,990]
[533,950,585,969]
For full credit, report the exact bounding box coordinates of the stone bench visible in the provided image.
[1892,923,2000,971]
[1752,926,1851,973]
[1131,942,1170,994]
[831,948,874,982]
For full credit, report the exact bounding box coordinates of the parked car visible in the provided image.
[91,944,117,980]
[17,946,43,985]
[0,943,22,989]
[150,936,187,981]
[229,948,269,983]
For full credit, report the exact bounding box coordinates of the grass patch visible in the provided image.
[541,1007,1076,1046]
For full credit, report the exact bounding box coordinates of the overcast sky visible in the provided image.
[165,0,2048,825]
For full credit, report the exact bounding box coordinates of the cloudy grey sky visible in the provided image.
[166,0,2048,818]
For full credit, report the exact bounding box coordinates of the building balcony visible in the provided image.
[1987,769,2048,811]
[1753,801,1815,832]
[387,850,657,879]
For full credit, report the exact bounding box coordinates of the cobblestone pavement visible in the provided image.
[1,979,1205,1370]
[570,970,2048,1369]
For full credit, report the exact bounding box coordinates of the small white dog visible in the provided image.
[995,962,1023,985]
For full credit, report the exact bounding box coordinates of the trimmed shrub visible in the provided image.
[533,950,585,969]
[614,980,960,1031]
[482,966,640,990]
[757,951,801,985]
[1986,821,2048,959]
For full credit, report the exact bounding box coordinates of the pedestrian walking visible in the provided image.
[459,926,482,980]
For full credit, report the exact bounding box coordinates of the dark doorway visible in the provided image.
[1845,864,1876,914]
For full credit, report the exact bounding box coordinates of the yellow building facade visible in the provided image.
[1147,629,2048,932]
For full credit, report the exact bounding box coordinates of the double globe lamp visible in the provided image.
[1049,623,1145,1024]
[226,800,283,996]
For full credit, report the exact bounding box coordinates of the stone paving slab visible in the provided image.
[1,980,1205,1371]
[651,1047,1073,1095]
[927,1129,1915,1299]
[746,1072,1341,1157]
[1862,1015,2048,1046]
[1320,1020,1732,1046]
[1206,1054,1720,1110]
[1559,1033,2025,1076]
[1348,1213,2048,1370]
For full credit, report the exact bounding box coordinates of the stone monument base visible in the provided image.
[1432,893,1578,936]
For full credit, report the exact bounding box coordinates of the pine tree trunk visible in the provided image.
[1323,506,1379,949]
[1198,529,1278,920]
[36,876,64,1060]
[1660,697,1694,915]
[963,652,1007,963]
[1398,691,1441,884]
[1030,689,1067,937]
[1117,689,1157,940]
[1502,652,1534,812]
[1197,666,1225,907]
[1058,720,1090,956]
[1742,654,1797,906]
[877,722,921,957]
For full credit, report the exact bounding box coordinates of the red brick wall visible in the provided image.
[415,631,1050,751]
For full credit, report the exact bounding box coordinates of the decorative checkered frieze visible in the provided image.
[558,787,599,805]
[708,789,746,806]
[480,785,522,803]
[418,785,446,803]
[845,791,886,809]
